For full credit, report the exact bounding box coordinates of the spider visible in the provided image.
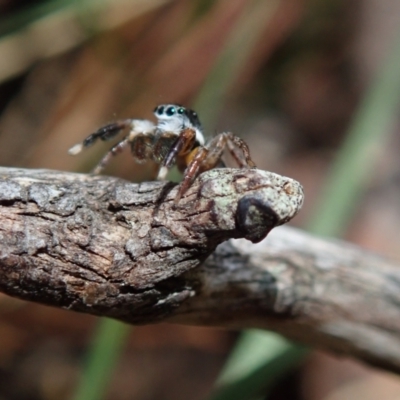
[68,104,256,203]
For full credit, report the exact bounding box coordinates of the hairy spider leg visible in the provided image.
[157,128,197,180]
[175,134,226,202]
[68,120,133,155]
[152,132,179,162]
[199,132,256,171]
[94,119,159,173]
[225,133,257,168]
[70,119,156,173]
[175,133,256,203]
[175,147,209,203]
[92,136,130,174]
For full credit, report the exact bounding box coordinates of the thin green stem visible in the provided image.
[208,331,307,400]
[72,319,131,400]
[307,28,400,236]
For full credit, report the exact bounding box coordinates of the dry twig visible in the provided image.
[0,167,399,374]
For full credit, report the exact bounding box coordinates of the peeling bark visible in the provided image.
[1,167,400,374]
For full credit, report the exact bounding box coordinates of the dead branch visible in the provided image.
[0,167,400,375]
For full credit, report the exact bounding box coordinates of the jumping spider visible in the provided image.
[69,104,256,202]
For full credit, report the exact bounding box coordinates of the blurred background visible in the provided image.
[1,0,400,399]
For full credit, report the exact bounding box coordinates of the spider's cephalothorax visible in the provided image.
[69,104,256,202]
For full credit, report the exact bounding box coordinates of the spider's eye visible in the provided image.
[177,107,185,114]
[155,106,164,115]
[166,106,176,116]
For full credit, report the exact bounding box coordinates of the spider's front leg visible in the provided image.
[68,119,155,174]
[225,132,256,169]
[156,128,197,180]
[175,132,256,203]
[175,147,209,203]
[68,120,134,156]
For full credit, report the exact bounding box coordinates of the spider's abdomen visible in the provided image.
[151,132,181,164]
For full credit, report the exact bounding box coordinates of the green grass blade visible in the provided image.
[209,330,307,400]
[72,319,131,400]
[307,28,400,237]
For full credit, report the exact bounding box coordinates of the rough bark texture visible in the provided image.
[0,167,400,375]
[0,166,302,320]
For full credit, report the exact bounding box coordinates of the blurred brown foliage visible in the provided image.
[1,0,400,399]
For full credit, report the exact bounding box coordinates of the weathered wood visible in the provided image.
[0,166,302,320]
[1,167,400,374]
[172,231,400,374]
